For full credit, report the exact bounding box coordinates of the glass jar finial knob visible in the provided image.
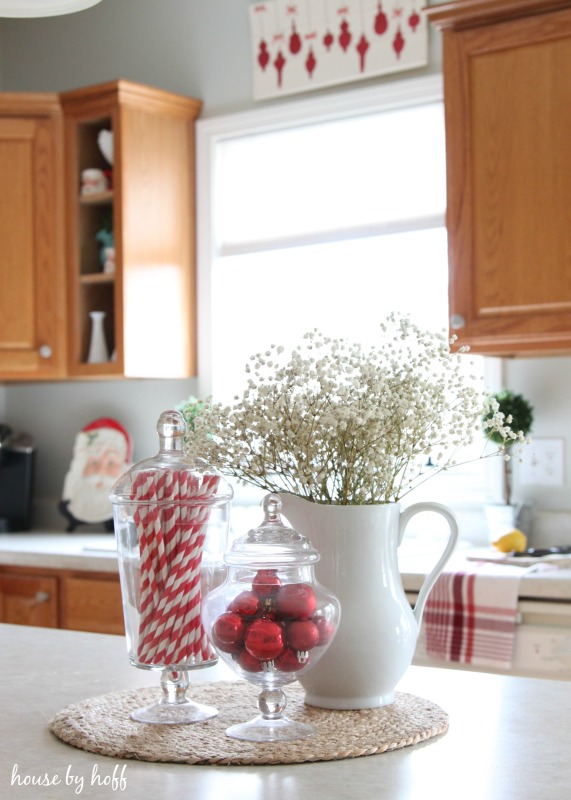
[156,410,186,452]
[262,493,282,524]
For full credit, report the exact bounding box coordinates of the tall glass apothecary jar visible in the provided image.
[110,410,233,724]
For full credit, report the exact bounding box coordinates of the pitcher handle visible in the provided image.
[398,501,459,628]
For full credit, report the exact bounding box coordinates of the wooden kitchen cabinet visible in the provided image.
[0,565,124,635]
[0,94,67,379]
[427,0,571,355]
[0,571,58,627]
[60,573,124,635]
[60,80,202,378]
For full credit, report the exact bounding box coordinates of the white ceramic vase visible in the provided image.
[278,495,459,710]
[87,310,109,363]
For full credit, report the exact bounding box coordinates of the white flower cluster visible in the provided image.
[483,395,526,461]
[186,314,528,505]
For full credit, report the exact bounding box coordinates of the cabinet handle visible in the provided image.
[38,344,53,359]
[450,314,465,330]
[31,591,51,605]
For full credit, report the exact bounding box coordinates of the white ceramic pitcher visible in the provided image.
[279,495,459,709]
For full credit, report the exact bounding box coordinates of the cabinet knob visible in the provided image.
[450,314,465,330]
[38,344,53,359]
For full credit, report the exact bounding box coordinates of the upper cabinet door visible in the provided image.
[428,0,571,355]
[0,97,67,379]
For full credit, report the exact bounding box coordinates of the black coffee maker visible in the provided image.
[0,424,35,532]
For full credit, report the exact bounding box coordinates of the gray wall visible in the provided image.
[1,0,570,530]
[0,0,254,115]
[506,357,571,514]
[0,0,441,115]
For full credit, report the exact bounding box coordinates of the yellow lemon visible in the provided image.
[492,529,528,553]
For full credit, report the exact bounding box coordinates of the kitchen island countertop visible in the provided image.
[2,622,571,800]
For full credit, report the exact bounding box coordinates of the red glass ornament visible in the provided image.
[244,617,285,661]
[212,611,246,654]
[287,619,320,651]
[229,590,260,618]
[252,568,282,598]
[323,29,334,50]
[313,615,335,646]
[275,647,307,673]
[275,583,317,619]
[236,649,264,673]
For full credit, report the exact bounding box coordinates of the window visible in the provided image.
[197,75,494,545]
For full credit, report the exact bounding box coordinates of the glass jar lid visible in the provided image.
[225,493,319,567]
[110,409,233,507]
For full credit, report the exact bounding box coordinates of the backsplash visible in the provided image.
[530,510,571,547]
[507,356,571,517]
[1,377,197,531]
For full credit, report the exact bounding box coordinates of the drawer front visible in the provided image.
[0,573,58,628]
[62,575,124,635]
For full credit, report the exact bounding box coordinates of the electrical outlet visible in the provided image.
[520,438,565,486]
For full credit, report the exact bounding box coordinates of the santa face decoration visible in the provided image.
[61,418,132,528]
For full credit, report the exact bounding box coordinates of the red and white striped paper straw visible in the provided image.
[133,469,219,667]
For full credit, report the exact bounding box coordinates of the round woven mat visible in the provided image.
[49,681,448,766]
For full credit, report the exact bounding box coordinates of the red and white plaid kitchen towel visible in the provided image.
[419,561,523,669]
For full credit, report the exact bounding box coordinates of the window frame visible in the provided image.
[195,74,504,543]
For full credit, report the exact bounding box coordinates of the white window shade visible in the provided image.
[211,227,449,403]
[214,102,446,250]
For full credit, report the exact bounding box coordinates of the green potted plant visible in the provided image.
[482,390,533,539]
[483,389,534,506]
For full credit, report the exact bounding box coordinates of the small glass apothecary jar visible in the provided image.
[201,492,340,742]
[110,409,233,724]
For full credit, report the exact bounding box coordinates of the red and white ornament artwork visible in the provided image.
[250,0,427,100]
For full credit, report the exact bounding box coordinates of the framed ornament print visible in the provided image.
[249,1,428,101]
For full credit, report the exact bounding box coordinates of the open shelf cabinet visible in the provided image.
[61,80,202,378]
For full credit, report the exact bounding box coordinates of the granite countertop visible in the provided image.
[1,532,571,599]
[3,623,571,800]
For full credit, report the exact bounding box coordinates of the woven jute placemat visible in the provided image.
[49,681,448,766]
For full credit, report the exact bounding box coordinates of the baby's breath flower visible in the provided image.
[184,313,527,505]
